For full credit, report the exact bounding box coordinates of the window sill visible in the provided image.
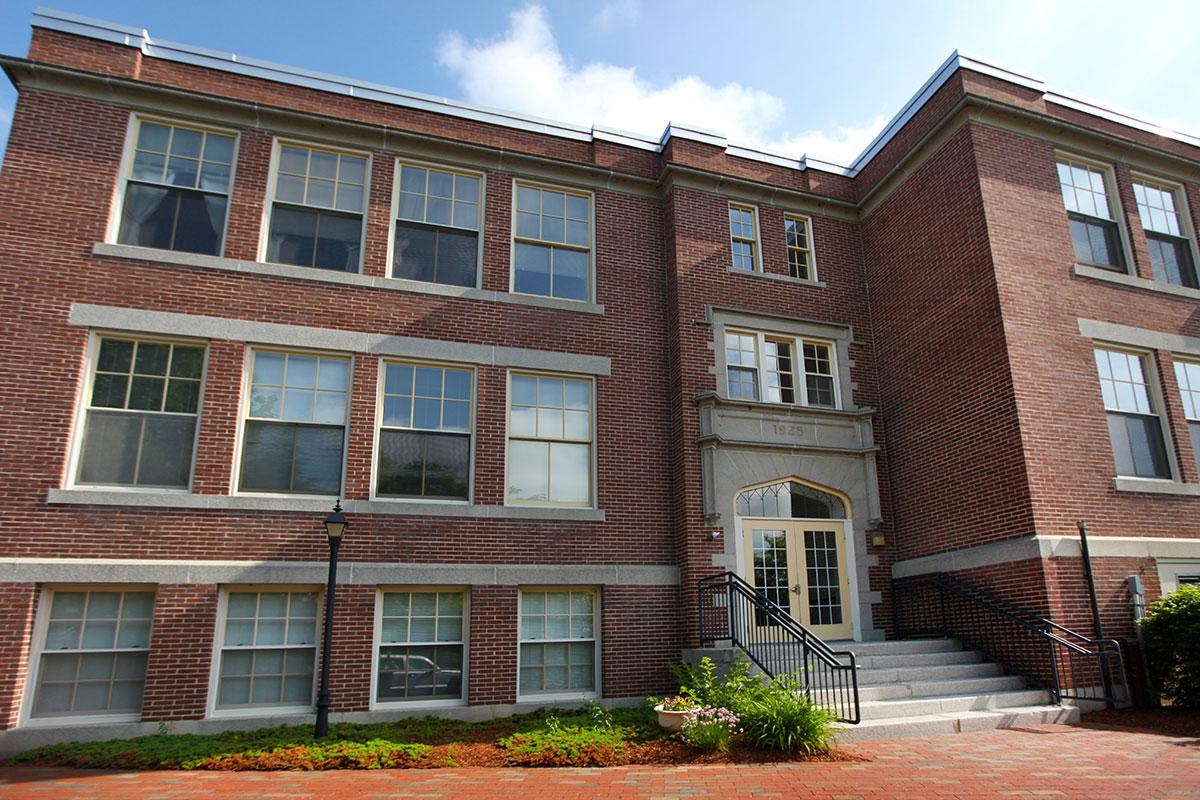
[20,713,142,728]
[695,391,875,418]
[93,243,605,315]
[725,267,826,288]
[47,489,606,520]
[1112,477,1200,496]
[1074,263,1200,301]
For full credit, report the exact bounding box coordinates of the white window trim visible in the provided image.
[1130,173,1200,287]
[1056,152,1135,274]
[20,585,156,728]
[783,213,816,282]
[370,359,476,504]
[65,330,209,494]
[722,328,841,409]
[258,138,372,274]
[1157,559,1200,595]
[388,159,486,290]
[207,585,321,719]
[509,179,596,303]
[1093,344,1178,482]
[516,587,600,703]
[370,587,469,710]
[106,114,239,254]
[504,371,598,509]
[728,202,762,273]
[232,347,353,499]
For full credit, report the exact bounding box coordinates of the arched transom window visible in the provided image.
[736,481,845,519]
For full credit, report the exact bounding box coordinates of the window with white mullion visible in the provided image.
[394,163,481,287]
[507,373,593,506]
[75,337,205,489]
[1174,360,1200,474]
[518,590,596,698]
[727,331,837,408]
[377,363,472,500]
[267,143,367,273]
[31,590,155,718]
[1094,348,1170,478]
[1057,158,1125,270]
[375,590,465,703]
[1134,181,1198,288]
[512,183,592,301]
[729,203,759,272]
[216,591,318,710]
[117,118,235,256]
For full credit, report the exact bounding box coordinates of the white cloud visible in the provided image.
[592,0,640,30]
[437,5,878,165]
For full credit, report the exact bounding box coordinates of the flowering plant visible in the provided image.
[680,705,742,752]
[655,695,696,711]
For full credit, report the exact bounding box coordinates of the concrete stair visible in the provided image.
[782,638,1078,742]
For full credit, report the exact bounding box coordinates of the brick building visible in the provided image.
[0,9,1196,749]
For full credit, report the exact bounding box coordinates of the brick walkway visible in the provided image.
[1,723,1197,799]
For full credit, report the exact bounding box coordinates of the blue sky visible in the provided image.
[1,1,1199,168]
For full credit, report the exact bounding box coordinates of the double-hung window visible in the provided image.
[29,589,154,719]
[518,589,596,698]
[1134,181,1198,288]
[729,203,760,272]
[394,163,481,287]
[117,118,235,255]
[512,183,592,301]
[784,214,815,280]
[1057,157,1125,270]
[507,374,593,506]
[724,330,837,408]
[267,143,367,272]
[377,363,472,500]
[240,350,349,495]
[75,336,205,489]
[1094,347,1170,478]
[215,590,318,710]
[1175,360,1200,474]
[376,590,465,703]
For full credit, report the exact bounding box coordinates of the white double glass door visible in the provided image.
[744,519,851,640]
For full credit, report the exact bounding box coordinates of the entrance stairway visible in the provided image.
[826,638,1078,741]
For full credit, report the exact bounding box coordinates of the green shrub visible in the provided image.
[1142,584,1200,708]
[738,675,837,753]
[664,657,836,754]
[498,724,631,766]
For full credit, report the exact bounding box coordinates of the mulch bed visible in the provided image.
[1079,707,1200,738]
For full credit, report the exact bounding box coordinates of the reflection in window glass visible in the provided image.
[376,591,465,702]
[519,590,596,697]
[378,364,472,499]
[507,374,592,505]
[216,591,318,709]
[512,184,591,301]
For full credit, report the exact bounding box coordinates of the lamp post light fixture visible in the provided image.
[314,500,348,739]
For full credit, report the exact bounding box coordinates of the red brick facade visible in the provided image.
[0,12,1197,746]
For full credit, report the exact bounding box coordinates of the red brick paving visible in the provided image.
[1,724,1197,799]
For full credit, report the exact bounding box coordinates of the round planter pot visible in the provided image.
[654,706,690,731]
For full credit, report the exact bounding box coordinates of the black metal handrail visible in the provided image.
[895,572,1128,708]
[697,572,860,724]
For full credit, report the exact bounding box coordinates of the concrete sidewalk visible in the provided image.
[1,722,1197,799]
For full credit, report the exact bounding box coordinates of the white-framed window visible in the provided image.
[115,117,236,256]
[1174,359,1200,474]
[27,589,154,720]
[72,335,206,489]
[374,589,466,705]
[1057,156,1126,271]
[377,362,472,500]
[239,350,350,495]
[512,182,593,301]
[1133,180,1198,289]
[506,373,594,506]
[724,330,838,408]
[266,142,368,272]
[213,589,318,712]
[1094,347,1170,478]
[393,162,482,287]
[729,203,760,272]
[518,589,597,699]
[784,214,815,280]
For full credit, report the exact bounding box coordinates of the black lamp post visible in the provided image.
[314,500,348,739]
